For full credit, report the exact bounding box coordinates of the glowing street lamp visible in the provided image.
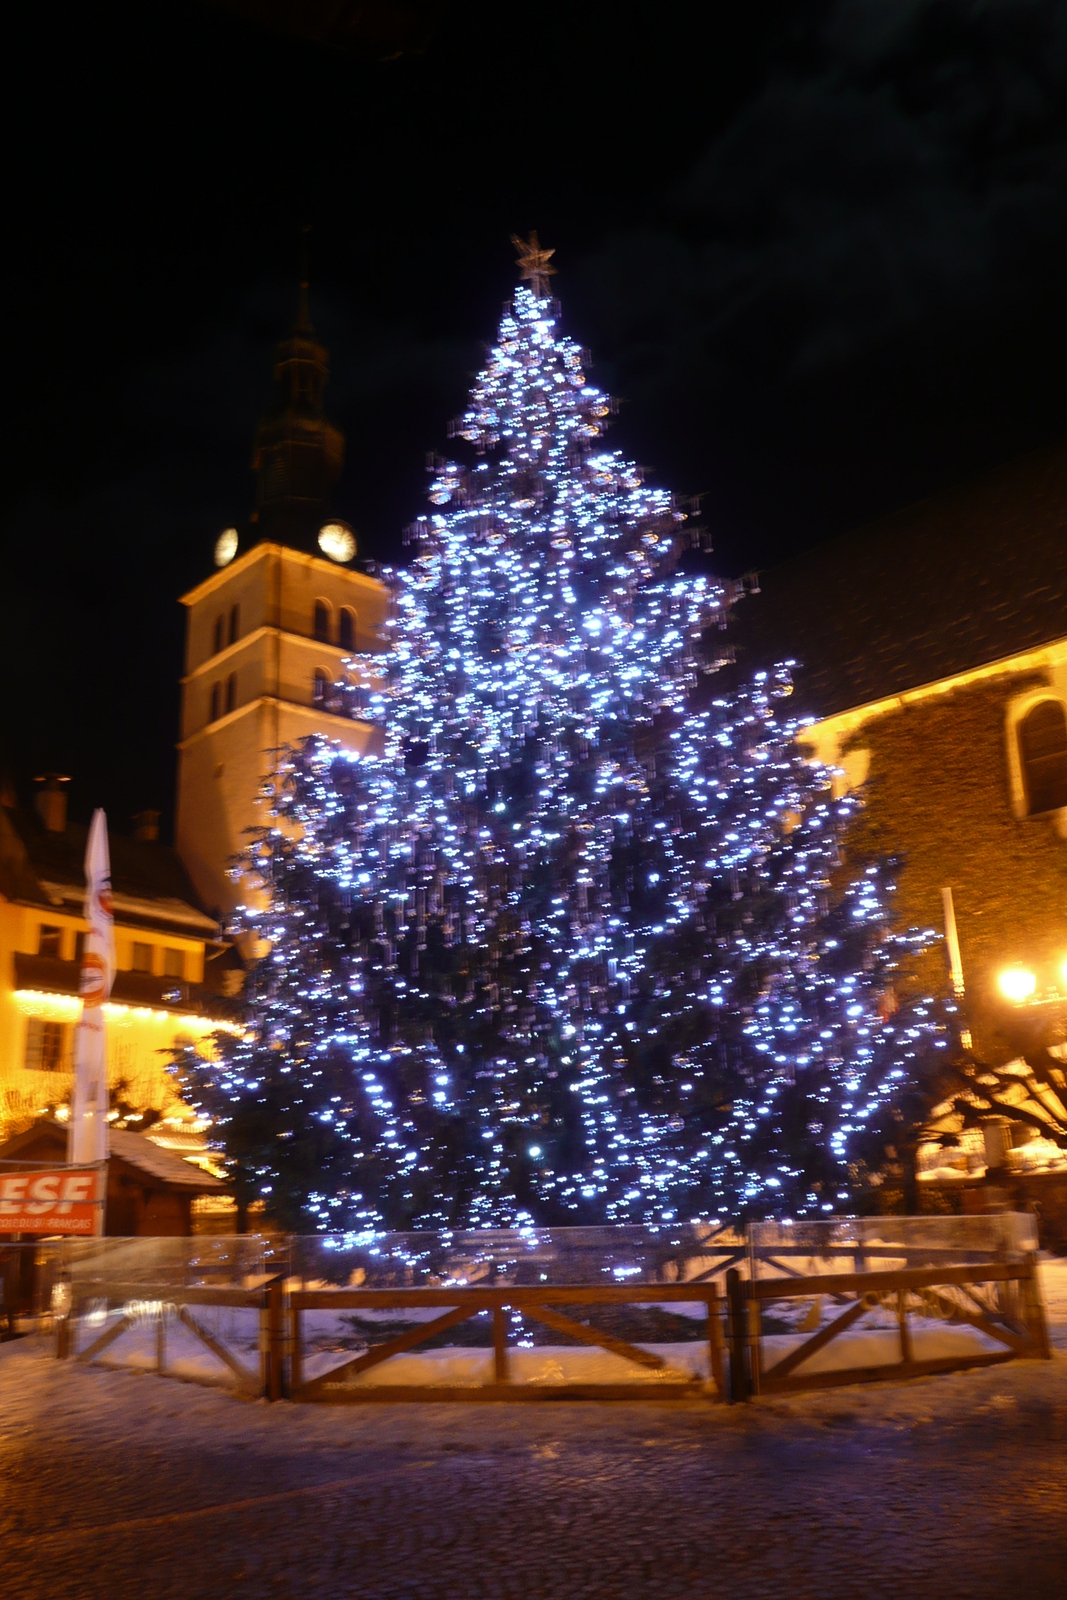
[998,967,1037,1004]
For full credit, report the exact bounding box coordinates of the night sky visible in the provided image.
[6,0,1067,840]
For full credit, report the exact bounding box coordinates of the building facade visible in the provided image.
[733,437,1067,1192]
[801,637,1067,1049]
[0,778,232,1145]
[176,543,388,917]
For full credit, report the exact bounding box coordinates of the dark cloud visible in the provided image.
[568,0,1067,561]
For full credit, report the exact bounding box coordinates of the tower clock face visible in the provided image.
[214,528,239,567]
[318,522,356,563]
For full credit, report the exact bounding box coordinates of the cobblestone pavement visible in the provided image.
[1,1340,1066,1600]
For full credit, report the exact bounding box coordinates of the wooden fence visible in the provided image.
[289,1282,724,1402]
[725,1253,1050,1401]
[51,1246,1052,1405]
[56,1275,286,1400]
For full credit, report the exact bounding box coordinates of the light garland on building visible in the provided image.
[178,272,948,1230]
[14,989,241,1034]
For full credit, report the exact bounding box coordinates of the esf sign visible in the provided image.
[0,1166,105,1235]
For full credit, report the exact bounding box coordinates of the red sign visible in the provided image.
[0,1166,106,1235]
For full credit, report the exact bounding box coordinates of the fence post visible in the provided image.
[259,1297,269,1397]
[289,1299,303,1397]
[1021,1252,1051,1360]
[493,1304,509,1385]
[897,1284,913,1365]
[726,1268,749,1402]
[706,1285,725,1398]
[746,1288,762,1397]
[259,1275,287,1400]
[266,1275,287,1400]
[54,1275,73,1360]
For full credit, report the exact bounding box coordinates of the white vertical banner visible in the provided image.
[68,810,115,1168]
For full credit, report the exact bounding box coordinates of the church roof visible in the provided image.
[729,436,1067,721]
[0,803,216,937]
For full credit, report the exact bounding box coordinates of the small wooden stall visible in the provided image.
[0,1119,227,1237]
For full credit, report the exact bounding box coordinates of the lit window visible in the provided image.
[37,924,62,959]
[131,942,153,973]
[1019,700,1067,815]
[24,1018,68,1073]
[210,682,221,723]
[225,672,237,714]
[213,615,224,655]
[339,607,356,651]
[313,669,328,707]
[229,603,240,645]
[163,948,185,979]
[313,600,331,643]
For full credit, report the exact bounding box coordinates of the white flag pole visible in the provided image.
[68,810,116,1169]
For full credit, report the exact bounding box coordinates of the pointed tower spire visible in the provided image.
[295,224,313,334]
[250,231,344,549]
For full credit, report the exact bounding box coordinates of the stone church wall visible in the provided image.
[815,666,1067,1063]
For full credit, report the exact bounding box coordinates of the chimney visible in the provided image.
[132,809,161,843]
[34,774,70,833]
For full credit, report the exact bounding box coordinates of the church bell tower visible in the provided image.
[175,268,389,919]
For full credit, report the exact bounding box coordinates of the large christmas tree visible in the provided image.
[178,238,948,1231]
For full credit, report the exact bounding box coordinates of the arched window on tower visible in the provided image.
[313,600,331,643]
[225,673,237,715]
[339,607,356,651]
[229,603,240,645]
[1019,700,1067,814]
[313,669,328,708]
[213,616,224,656]
[210,682,220,723]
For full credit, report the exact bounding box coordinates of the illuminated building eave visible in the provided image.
[13,989,244,1034]
[802,632,1067,752]
[178,539,390,609]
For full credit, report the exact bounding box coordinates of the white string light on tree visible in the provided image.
[176,242,949,1232]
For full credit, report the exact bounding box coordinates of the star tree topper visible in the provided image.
[511,230,557,299]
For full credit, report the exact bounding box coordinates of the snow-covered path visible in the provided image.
[1,1258,1066,1599]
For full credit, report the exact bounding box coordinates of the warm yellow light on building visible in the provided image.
[12,991,244,1036]
[13,990,80,1022]
[998,967,1037,1004]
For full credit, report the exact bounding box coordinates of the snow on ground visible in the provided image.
[1041,1252,1067,1347]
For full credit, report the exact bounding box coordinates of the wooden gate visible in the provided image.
[726,1255,1050,1399]
[56,1275,286,1399]
[289,1282,724,1402]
